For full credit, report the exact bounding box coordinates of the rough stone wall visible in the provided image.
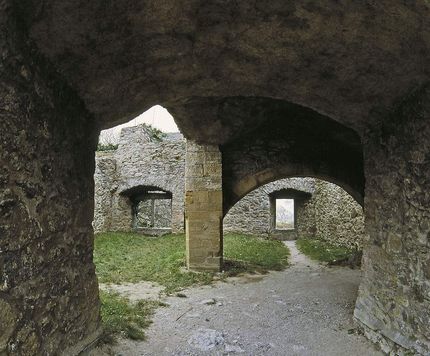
[136,199,172,228]
[223,178,315,237]
[354,85,430,355]
[153,199,172,228]
[93,151,117,233]
[296,198,318,239]
[224,178,365,249]
[136,200,154,227]
[0,4,101,354]
[94,126,185,233]
[301,180,366,249]
[26,1,429,139]
[94,129,365,249]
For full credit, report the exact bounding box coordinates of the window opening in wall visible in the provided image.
[133,190,172,231]
[275,198,294,230]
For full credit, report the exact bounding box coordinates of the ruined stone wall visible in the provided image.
[153,200,172,228]
[223,178,315,237]
[300,180,366,249]
[94,128,365,249]
[224,178,365,248]
[0,5,101,354]
[136,199,172,228]
[354,86,430,355]
[220,103,365,213]
[93,151,117,233]
[94,125,185,233]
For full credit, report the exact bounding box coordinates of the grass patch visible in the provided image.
[99,290,165,343]
[95,232,289,342]
[94,232,289,293]
[94,232,213,294]
[223,233,289,275]
[296,238,355,263]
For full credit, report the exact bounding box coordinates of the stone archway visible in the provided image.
[223,177,365,249]
[219,97,364,214]
[1,1,429,354]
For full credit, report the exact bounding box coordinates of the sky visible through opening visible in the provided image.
[99,105,179,144]
[276,199,294,230]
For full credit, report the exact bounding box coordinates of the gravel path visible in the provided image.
[110,241,381,356]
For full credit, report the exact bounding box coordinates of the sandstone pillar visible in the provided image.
[354,86,430,354]
[0,6,101,354]
[185,141,223,271]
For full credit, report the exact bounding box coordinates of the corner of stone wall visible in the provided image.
[354,317,417,356]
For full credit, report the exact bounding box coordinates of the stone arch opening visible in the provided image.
[2,3,429,353]
[216,97,364,216]
[180,95,364,273]
[223,177,365,250]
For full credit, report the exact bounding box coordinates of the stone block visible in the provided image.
[185,142,223,272]
[203,162,222,176]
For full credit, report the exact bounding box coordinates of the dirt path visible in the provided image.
[282,240,320,269]
[108,241,381,356]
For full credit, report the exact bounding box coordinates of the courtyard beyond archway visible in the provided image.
[105,241,381,356]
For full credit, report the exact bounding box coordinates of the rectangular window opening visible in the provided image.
[135,198,172,229]
[275,198,294,230]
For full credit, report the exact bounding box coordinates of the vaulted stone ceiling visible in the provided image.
[22,1,429,142]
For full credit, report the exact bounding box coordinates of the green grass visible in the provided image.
[99,290,166,342]
[94,232,290,293]
[296,238,355,263]
[94,232,212,294]
[95,232,289,342]
[223,233,289,274]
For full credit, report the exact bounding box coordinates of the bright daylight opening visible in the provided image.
[275,198,294,230]
[99,105,179,145]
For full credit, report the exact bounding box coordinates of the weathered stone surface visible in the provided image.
[187,328,225,351]
[303,180,365,249]
[0,3,101,354]
[24,1,429,138]
[2,2,429,354]
[93,152,117,233]
[136,198,172,229]
[355,85,430,355]
[94,129,363,249]
[94,126,185,233]
[185,141,223,271]
[224,178,365,249]
[220,100,364,212]
[0,300,17,351]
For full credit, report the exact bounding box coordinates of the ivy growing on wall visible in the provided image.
[97,142,119,151]
[145,124,167,142]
